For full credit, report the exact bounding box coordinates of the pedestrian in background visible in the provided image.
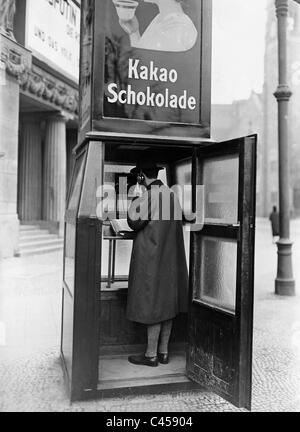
[269,206,280,243]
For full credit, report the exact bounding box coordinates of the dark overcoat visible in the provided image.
[126,180,189,325]
[269,211,279,236]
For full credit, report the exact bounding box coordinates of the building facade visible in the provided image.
[211,92,264,217]
[0,0,80,259]
[262,0,300,217]
[212,0,300,219]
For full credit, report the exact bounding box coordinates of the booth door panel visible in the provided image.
[187,136,257,410]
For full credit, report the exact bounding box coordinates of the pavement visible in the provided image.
[0,218,300,412]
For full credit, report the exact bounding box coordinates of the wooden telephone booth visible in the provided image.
[60,0,257,409]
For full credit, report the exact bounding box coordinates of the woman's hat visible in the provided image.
[130,160,164,176]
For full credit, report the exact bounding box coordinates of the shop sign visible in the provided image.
[25,0,80,81]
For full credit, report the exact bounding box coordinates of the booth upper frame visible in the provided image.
[78,0,212,144]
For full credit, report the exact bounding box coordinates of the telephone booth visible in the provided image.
[60,0,257,409]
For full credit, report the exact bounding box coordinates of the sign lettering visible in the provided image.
[25,0,80,81]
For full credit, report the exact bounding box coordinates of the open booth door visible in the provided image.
[187,135,257,410]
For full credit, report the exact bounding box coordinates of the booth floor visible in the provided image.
[98,352,188,390]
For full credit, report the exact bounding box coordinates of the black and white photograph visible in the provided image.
[0,0,300,416]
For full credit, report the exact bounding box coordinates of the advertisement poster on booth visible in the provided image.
[104,0,202,125]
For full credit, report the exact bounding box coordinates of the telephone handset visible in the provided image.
[137,171,145,184]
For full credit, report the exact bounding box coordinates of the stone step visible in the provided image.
[19,233,58,242]
[19,238,63,250]
[17,224,63,257]
[19,225,42,231]
[15,245,63,257]
[19,229,51,238]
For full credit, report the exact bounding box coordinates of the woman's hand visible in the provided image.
[119,16,139,35]
[132,183,145,198]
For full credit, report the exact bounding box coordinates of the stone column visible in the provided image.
[0,4,31,258]
[274,0,295,296]
[43,114,67,237]
[18,117,42,221]
[0,72,20,258]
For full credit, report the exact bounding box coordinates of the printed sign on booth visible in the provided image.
[104,0,202,124]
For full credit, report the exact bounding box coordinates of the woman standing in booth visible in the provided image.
[126,160,189,367]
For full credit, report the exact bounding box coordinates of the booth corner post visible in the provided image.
[274,0,296,296]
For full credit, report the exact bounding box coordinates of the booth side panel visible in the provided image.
[60,284,75,394]
[71,218,102,401]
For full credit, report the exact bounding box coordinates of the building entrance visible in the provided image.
[16,97,78,256]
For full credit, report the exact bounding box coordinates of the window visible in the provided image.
[194,236,237,313]
[203,155,239,224]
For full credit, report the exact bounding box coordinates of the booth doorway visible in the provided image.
[61,135,256,409]
[98,160,190,392]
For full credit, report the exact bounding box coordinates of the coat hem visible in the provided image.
[126,313,179,326]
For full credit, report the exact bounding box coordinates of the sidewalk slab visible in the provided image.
[0,219,299,412]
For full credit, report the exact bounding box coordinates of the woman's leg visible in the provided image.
[145,323,162,358]
[158,319,173,354]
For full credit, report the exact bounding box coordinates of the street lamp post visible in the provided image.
[274,0,295,296]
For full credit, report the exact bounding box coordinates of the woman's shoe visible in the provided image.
[128,354,158,367]
[158,353,169,365]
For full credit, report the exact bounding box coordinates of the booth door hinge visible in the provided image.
[230,223,241,241]
[249,216,255,231]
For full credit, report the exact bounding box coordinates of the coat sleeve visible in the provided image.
[127,192,152,233]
